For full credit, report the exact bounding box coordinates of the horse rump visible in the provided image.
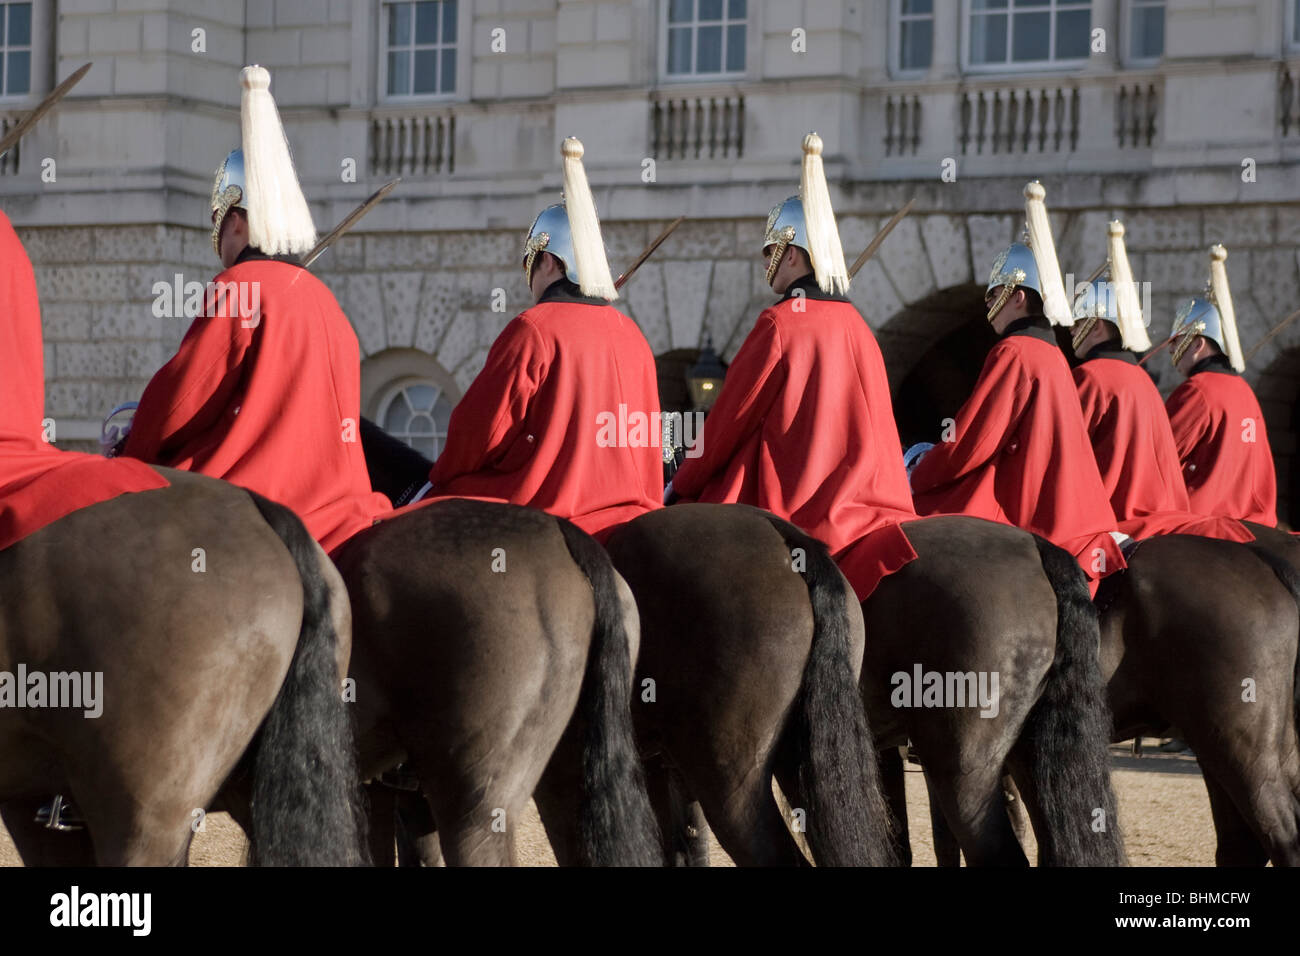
[245,491,368,866]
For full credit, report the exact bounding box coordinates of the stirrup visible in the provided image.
[35,794,85,832]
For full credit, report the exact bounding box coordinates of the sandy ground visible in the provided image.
[0,744,1215,866]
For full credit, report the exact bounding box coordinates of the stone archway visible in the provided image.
[874,283,994,447]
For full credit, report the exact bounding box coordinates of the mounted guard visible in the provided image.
[415,136,662,543]
[1164,245,1278,526]
[668,132,918,602]
[909,182,1125,595]
[121,65,390,554]
[1067,221,1253,543]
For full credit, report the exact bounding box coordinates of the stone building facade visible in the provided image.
[4,1,1300,516]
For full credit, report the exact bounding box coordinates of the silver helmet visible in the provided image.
[1070,275,1117,350]
[522,203,579,287]
[1169,296,1223,367]
[761,196,809,287]
[984,241,1042,321]
[210,148,246,257]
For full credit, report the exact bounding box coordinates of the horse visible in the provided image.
[346,420,661,866]
[919,532,1300,867]
[609,508,1124,867]
[0,469,365,866]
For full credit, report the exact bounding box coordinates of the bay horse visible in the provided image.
[609,509,1123,867]
[348,420,661,866]
[920,532,1300,867]
[0,469,365,865]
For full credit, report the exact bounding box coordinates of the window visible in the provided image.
[0,2,31,96]
[1128,0,1163,61]
[384,0,457,97]
[665,0,747,78]
[968,0,1091,68]
[377,379,453,460]
[897,0,934,73]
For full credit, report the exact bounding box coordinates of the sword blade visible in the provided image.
[615,215,686,290]
[0,63,93,159]
[848,198,915,278]
[301,177,402,268]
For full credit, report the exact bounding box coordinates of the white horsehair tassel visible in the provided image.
[1023,182,1070,326]
[1107,220,1150,352]
[799,132,850,295]
[1208,244,1245,372]
[240,65,317,256]
[560,137,618,300]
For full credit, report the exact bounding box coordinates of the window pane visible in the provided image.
[413,49,437,93]
[406,385,438,410]
[441,48,456,92]
[669,0,693,24]
[0,8,6,47]
[970,13,1007,63]
[1054,8,1091,58]
[728,0,747,18]
[444,0,458,38]
[7,50,29,94]
[414,436,438,460]
[1011,11,1049,61]
[901,20,932,70]
[389,3,411,46]
[434,397,453,431]
[902,0,933,12]
[9,3,31,46]
[388,50,410,94]
[1132,5,1164,59]
[415,2,438,43]
[972,0,1008,9]
[384,397,412,433]
[408,414,436,438]
[667,26,692,73]
[700,0,723,20]
[697,24,722,72]
[725,23,745,71]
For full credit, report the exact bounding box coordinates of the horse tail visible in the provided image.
[1024,534,1124,865]
[1243,541,1300,729]
[556,518,663,866]
[762,515,894,866]
[245,491,367,866]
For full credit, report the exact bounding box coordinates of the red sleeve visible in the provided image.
[429,315,548,486]
[910,343,1029,494]
[1165,383,1210,463]
[1073,368,1106,439]
[122,312,252,464]
[671,312,787,499]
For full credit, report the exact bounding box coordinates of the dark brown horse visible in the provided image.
[610,507,1124,866]
[349,422,661,866]
[0,469,365,865]
[922,532,1300,867]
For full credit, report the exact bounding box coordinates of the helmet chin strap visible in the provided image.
[1071,314,1100,352]
[986,283,1015,324]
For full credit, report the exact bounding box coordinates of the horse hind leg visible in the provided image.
[703,763,809,867]
[923,764,1027,867]
[1202,770,1269,867]
[0,800,97,866]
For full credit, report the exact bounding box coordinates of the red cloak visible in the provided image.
[910,320,1125,590]
[1073,348,1253,542]
[0,211,168,552]
[417,281,663,542]
[122,252,391,554]
[1165,356,1278,527]
[669,277,917,602]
